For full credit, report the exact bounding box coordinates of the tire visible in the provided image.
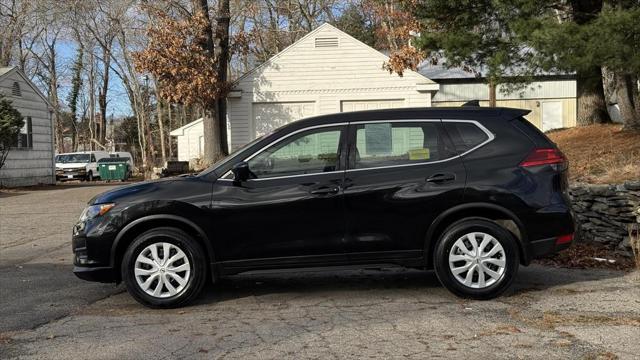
[86,171,94,182]
[121,227,207,308]
[433,218,519,300]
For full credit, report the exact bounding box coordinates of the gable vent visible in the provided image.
[11,82,21,97]
[315,37,339,48]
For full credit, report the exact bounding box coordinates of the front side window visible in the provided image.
[248,126,342,178]
[353,121,454,169]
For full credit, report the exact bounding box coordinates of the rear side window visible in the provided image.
[442,122,490,153]
[511,117,554,147]
[352,121,455,169]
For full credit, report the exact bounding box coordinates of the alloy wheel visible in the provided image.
[448,232,506,289]
[134,242,191,298]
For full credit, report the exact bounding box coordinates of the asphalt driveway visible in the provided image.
[1,184,638,359]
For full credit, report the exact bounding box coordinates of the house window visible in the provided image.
[17,117,33,148]
[12,82,22,97]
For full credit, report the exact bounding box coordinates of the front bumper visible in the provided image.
[57,169,87,181]
[72,220,118,283]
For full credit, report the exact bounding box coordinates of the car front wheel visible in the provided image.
[121,227,207,308]
[433,218,519,300]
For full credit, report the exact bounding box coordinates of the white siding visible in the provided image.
[432,80,577,102]
[173,120,204,162]
[0,69,54,187]
[228,24,436,149]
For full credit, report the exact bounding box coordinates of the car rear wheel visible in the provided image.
[121,227,207,308]
[433,219,519,300]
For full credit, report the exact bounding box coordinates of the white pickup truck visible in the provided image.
[55,151,109,181]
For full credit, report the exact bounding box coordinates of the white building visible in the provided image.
[419,63,577,131]
[169,118,204,162]
[0,67,54,187]
[226,23,439,150]
[171,23,578,161]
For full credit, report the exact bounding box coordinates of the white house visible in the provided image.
[419,63,577,131]
[0,67,54,187]
[169,118,204,162]
[226,23,439,150]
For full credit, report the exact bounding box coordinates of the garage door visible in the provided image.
[253,102,315,137]
[341,99,405,112]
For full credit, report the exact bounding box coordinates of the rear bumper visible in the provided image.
[73,266,116,283]
[529,236,573,259]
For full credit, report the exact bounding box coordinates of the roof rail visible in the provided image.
[462,100,480,107]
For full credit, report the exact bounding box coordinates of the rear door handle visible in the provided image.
[426,173,456,183]
[310,186,340,195]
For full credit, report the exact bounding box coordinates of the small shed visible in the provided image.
[419,63,577,132]
[0,67,54,187]
[169,118,204,162]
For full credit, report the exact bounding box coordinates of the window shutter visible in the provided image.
[27,117,33,148]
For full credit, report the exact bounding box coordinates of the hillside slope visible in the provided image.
[547,124,640,184]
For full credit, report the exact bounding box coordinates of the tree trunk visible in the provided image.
[488,80,496,107]
[88,53,96,150]
[215,0,230,155]
[167,102,174,159]
[195,0,225,165]
[576,67,610,125]
[157,98,167,165]
[570,1,610,126]
[615,73,640,130]
[98,37,113,145]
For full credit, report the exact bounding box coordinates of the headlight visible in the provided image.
[79,203,115,222]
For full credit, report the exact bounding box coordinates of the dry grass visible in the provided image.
[547,124,640,184]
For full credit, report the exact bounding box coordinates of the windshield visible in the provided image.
[198,133,271,177]
[56,154,90,163]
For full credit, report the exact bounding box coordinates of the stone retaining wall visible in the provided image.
[570,181,640,255]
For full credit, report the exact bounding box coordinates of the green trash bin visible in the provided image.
[98,157,130,182]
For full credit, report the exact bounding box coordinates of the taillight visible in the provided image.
[520,148,565,167]
[555,233,573,245]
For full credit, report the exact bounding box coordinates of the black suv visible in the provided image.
[73,107,575,308]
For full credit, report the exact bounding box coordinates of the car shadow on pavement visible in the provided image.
[196,268,442,305]
[193,265,628,306]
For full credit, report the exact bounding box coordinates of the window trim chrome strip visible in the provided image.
[219,119,494,181]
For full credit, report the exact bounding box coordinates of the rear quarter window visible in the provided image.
[511,117,554,147]
[442,122,490,154]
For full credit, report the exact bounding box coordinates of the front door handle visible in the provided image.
[426,173,456,183]
[310,186,340,195]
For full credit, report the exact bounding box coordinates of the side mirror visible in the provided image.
[231,161,251,182]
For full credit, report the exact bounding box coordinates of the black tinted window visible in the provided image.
[353,122,454,169]
[511,117,553,147]
[443,122,489,153]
